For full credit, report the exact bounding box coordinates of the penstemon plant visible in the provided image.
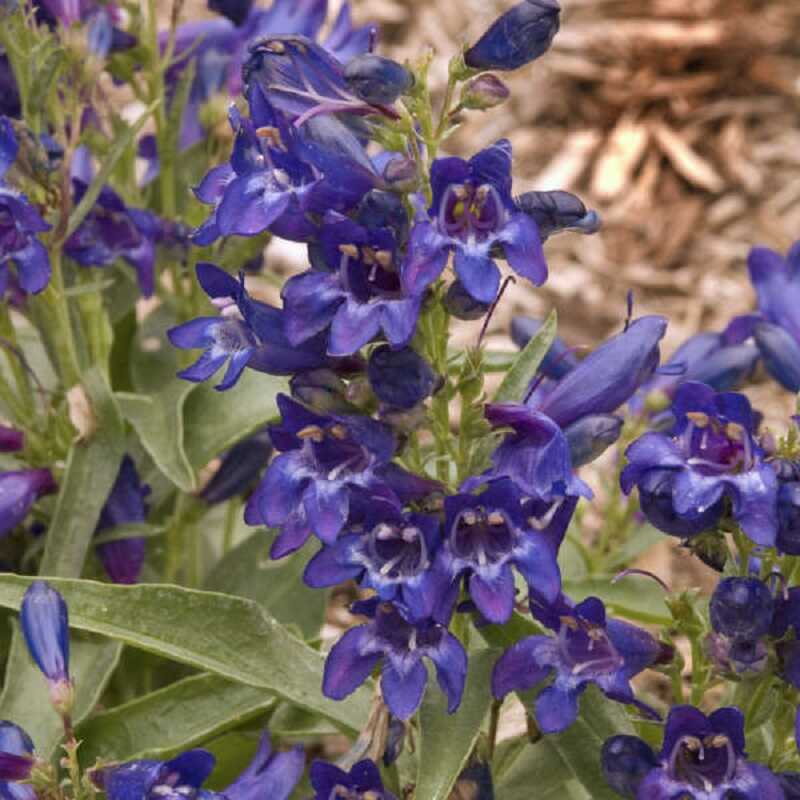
[0,0,799,797]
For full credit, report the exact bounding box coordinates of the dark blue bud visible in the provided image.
[464,0,561,72]
[367,346,438,409]
[778,480,800,555]
[753,321,800,392]
[344,54,413,105]
[727,637,769,673]
[638,469,723,538]
[510,316,578,380]
[454,762,494,799]
[383,717,406,767]
[710,577,774,641]
[208,0,253,26]
[20,581,73,713]
[514,190,600,241]
[200,431,273,505]
[601,736,658,798]
[564,414,623,467]
[382,155,418,190]
[0,425,23,452]
[459,74,510,110]
[443,280,490,320]
[684,343,758,393]
[356,190,409,239]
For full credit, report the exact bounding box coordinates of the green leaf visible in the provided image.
[203,531,326,640]
[63,102,159,241]
[0,628,121,759]
[118,388,195,491]
[77,673,277,765]
[40,367,125,577]
[563,576,671,626]
[0,576,371,733]
[415,648,498,800]
[93,523,165,546]
[183,370,286,470]
[496,687,634,800]
[492,310,557,403]
[28,47,64,120]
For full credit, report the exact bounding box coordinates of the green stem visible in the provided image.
[487,699,502,762]
[223,498,239,555]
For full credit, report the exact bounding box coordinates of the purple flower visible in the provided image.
[168,263,328,390]
[191,101,375,246]
[64,152,158,297]
[402,140,546,304]
[492,595,660,733]
[621,382,778,546]
[282,209,422,357]
[728,242,800,392]
[166,0,373,149]
[602,706,784,799]
[94,732,302,800]
[94,456,150,585]
[310,759,396,800]
[0,468,56,538]
[0,118,51,295]
[0,426,24,453]
[433,479,564,624]
[20,581,73,714]
[0,721,36,800]
[304,505,443,621]
[464,0,560,72]
[322,600,467,720]
[344,54,413,105]
[777,458,800,554]
[244,394,400,556]
[631,329,758,416]
[367,346,438,410]
[0,57,21,120]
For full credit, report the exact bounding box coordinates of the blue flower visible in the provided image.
[166,0,373,149]
[282,209,423,357]
[0,57,20,120]
[310,759,396,800]
[432,479,564,624]
[20,581,72,714]
[601,735,659,799]
[475,315,665,503]
[191,102,375,246]
[602,706,784,799]
[631,329,758,417]
[776,457,800,554]
[95,732,302,800]
[244,394,403,556]
[0,721,35,799]
[0,118,51,295]
[402,140,547,304]
[64,151,158,297]
[168,262,328,390]
[94,456,150,585]
[304,504,443,621]
[621,382,778,546]
[344,54,413,105]
[492,595,660,733]
[464,0,560,72]
[727,242,800,392]
[0,468,56,538]
[322,600,467,720]
[367,346,438,410]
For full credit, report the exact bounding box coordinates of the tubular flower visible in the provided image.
[602,706,784,799]
[403,140,546,304]
[622,382,778,546]
[0,468,56,538]
[282,209,423,357]
[168,262,328,390]
[244,393,401,556]
[0,721,36,800]
[432,479,563,625]
[323,600,467,720]
[492,595,661,734]
[310,759,396,800]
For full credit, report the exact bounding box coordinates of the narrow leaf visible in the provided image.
[0,575,371,733]
[416,648,498,800]
[493,309,557,403]
[77,673,277,765]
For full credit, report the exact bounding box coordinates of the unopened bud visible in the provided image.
[459,74,510,110]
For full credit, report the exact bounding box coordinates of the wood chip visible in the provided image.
[591,116,649,200]
[651,122,725,192]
